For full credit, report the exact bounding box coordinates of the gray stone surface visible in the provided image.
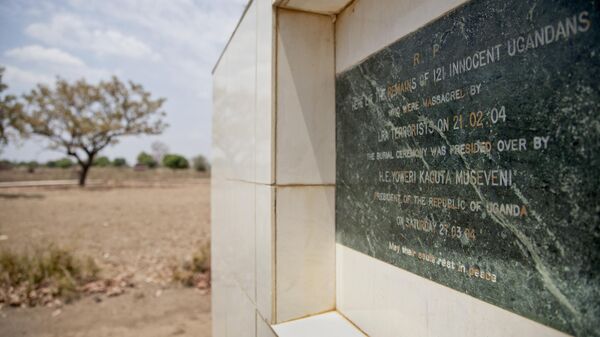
[335,0,600,335]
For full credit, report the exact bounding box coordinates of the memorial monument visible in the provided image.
[212,0,599,336]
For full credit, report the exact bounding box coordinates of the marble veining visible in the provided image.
[335,0,600,335]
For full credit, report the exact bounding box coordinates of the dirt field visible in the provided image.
[0,166,209,183]
[0,177,212,337]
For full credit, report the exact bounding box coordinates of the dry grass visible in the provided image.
[0,246,100,306]
[171,240,211,289]
[0,179,212,337]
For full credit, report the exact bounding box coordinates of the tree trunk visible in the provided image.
[79,163,91,186]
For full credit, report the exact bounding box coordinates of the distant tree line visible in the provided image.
[136,141,209,171]
[0,156,129,169]
[135,150,209,171]
[1,153,209,172]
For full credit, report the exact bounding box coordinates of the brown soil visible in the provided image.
[0,166,209,182]
[0,179,211,337]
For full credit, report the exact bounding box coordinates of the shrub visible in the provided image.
[112,157,128,167]
[0,160,13,170]
[93,156,111,167]
[25,161,38,173]
[171,241,211,288]
[136,151,157,168]
[0,246,100,306]
[163,154,189,169]
[47,158,73,168]
[192,155,210,172]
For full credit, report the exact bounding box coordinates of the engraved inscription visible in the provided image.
[335,1,600,336]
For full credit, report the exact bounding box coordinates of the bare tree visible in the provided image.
[21,76,168,186]
[151,141,169,165]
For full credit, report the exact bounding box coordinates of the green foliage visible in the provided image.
[192,155,210,172]
[22,160,39,168]
[25,160,38,173]
[0,160,39,170]
[0,159,13,170]
[0,66,24,146]
[162,153,189,169]
[47,157,74,168]
[0,246,100,306]
[55,158,74,168]
[112,157,128,167]
[20,76,168,185]
[136,151,157,168]
[93,156,111,167]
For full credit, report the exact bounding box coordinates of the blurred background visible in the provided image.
[0,1,246,336]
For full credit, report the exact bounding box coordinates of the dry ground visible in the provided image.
[0,166,209,183]
[0,177,211,337]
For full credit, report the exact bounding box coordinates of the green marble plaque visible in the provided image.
[335,0,600,335]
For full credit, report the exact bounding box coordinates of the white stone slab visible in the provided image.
[273,0,352,15]
[275,186,335,322]
[272,311,365,337]
[335,0,468,73]
[336,244,570,337]
[276,9,335,185]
